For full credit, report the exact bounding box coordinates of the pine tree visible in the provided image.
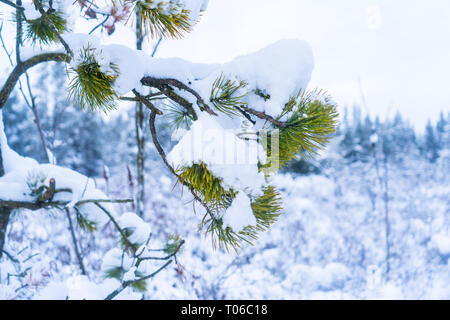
[423,120,439,162]
[0,0,338,255]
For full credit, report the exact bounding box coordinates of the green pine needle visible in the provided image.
[251,186,283,231]
[210,74,248,116]
[264,89,339,169]
[130,0,194,39]
[178,162,235,211]
[76,210,97,232]
[24,10,68,45]
[178,163,283,252]
[164,101,194,129]
[68,48,119,112]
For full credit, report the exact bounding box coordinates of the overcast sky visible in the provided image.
[153,0,450,131]
[1,0,449,131]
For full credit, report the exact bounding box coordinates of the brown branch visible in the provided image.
[141,77,199,120]
[148,109,217,221]
[0,198,133,211]
[0,52,70,108]
[240,106,287,128]
[131,89,163,115]
[142,76,218,116]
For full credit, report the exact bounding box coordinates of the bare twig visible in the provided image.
[65,208,87,275]
[104,260,173,300]
[148,109,217,222]
[88,14,110,34]
[132,89,163,115]
[240,106,287,128]
[94,203,137,253]
[139,239,185,261]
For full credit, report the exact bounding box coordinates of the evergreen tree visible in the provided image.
[423,120,439,162]
[0,0,338,254]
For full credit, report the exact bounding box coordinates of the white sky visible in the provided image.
[154,0,450,130]
[1,0,449,131]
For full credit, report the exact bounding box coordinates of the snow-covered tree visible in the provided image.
[0,0,339,298]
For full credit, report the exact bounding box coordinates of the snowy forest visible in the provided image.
[0,0,449,300]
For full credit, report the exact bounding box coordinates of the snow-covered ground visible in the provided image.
[1,152,448,299]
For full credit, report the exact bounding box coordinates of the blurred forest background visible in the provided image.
[1,64,449,299]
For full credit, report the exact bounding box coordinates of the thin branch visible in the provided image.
[33,0,73,56]
[24,71,50,162]
[240,106,287,128]
[94,202,137,253]
[105,259,173,300]
[2,249,19,263]
[88,14,110,35]
[132,89,163,115]
[0,23,33,110]
[141,76,216,117]
[148,109,217,222]
[139,240,185,261]
[65,208,87,275]
[16,0,23,64]
[0,52,70,108]
[0,198,133,211]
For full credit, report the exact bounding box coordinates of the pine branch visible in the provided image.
[141,76,218,118]
[148,109,218,222]
[210,74,247,116]
[33,0,72,55]
[104,259,173,300]
[131,0,194,39]
[132,89,163,115]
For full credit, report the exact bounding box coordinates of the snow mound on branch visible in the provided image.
[167,113,266,194]
[0,111,113,227]
[64,34,313,118]
[167,114,264,232]
[195,39,314,116]
[118,212,151,245]
[222,192,256,232]
[102,248,134,274]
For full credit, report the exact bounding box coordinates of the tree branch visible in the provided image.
[148,109,218,222]
[0,198,132,211]
[104,259,173,300]
[94,202,137,253]
[141,77,198,120]
[65,208,87,275]
[0,52,70,108]
[132,89,163,115]
[139,239,185,261]
[33,0,73,56]
[240,106,287,128]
